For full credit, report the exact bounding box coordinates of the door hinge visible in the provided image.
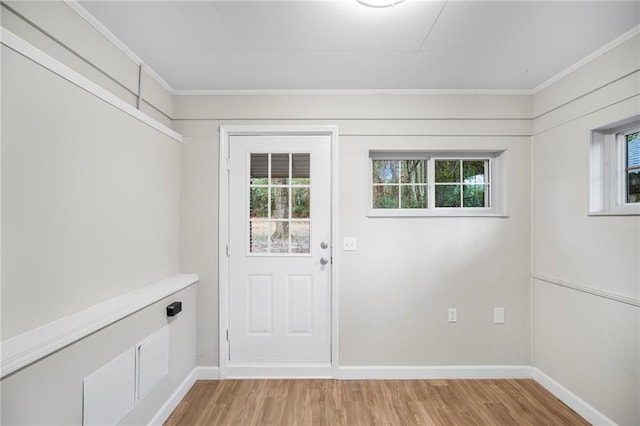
[226,158,230,171]
[226,243,230,256]
[226,329,229,341]
[331,256,333,265]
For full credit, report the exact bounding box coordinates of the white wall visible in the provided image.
[1,3,193,424]
[532,34,640,425]
[1,44,180,337]
[174,94,532,367]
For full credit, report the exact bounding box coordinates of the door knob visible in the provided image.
[320,241,329,249]
[320,257,329,265]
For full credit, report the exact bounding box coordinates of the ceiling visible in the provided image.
[78,0,640,93]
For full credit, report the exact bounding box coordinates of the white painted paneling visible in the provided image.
[533,281,639,425]
[3,1,139,93]
[2,44,181,338]
[173,94,532,120]
[247,275,273,335]
[287,275,313,335]
[532,33,640,425]
[137,325,170,400]
[83,348,135,426]
[179,95,532,370]
[534,34,640,118]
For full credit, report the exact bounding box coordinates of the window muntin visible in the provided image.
[369,152,501,216]
[249,153,311,254]
[625,130,640,204]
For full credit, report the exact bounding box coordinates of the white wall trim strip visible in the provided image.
[63,1,177,96]
[532,368,616,425]
[533,24,640,94]
[335,365,533,380]
[0,27,182,142]
[0,273,198,379]
[532,273,640,307]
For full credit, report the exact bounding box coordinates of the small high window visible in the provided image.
[369,151,505,217]
[625,130,640,204]
[590,118,640,215]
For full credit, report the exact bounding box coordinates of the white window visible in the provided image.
[590,117,640,215]
[369,150,506,217]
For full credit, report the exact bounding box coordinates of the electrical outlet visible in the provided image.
[448,308,457,323]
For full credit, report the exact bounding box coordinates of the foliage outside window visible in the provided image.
[434,159,490,208]
[626,131,640,203]
[369,152,502,217]
[372,160,427,209]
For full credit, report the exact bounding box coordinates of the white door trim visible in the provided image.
[219,125,339,378]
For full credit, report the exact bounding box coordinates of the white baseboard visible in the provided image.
[532,368,615,426]
[223,362,333,379]
[147,368,197,426]
[147,366,220,425]
[197,366,220,380]
[335,365,533,380]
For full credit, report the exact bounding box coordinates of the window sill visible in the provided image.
[367,209,508,218]
[588,209,640,216]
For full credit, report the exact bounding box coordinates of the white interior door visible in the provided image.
[228,134,331,362]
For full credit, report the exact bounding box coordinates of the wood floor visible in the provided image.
[164,379,589,425]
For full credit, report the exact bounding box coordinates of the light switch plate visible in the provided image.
[343,237,357,251]
[494,307,505,324]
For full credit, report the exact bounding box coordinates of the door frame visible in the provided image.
[218,125,339,378]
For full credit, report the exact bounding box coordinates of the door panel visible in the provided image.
[228,134,331,362]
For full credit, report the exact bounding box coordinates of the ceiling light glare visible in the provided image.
[356,0,406,8]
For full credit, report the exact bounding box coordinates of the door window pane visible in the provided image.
[271,187,289,219]
[270,221,290,253]
[291,221,310,253]
[250,220,269,254]
[249,153,311,254]
[270,154,290,184]
[250,187,269,218]
[292,188,310,218]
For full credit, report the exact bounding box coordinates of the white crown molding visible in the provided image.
[534,24,640,94]
[173,88,535,97]
[0,273,198,378]
[0,27,182,142]
[62,2,639,97]
[64,0,177,96]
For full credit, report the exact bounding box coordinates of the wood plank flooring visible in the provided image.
[164,379,589,425]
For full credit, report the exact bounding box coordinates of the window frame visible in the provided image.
[590,118,640,216]
[368,150,507,218]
